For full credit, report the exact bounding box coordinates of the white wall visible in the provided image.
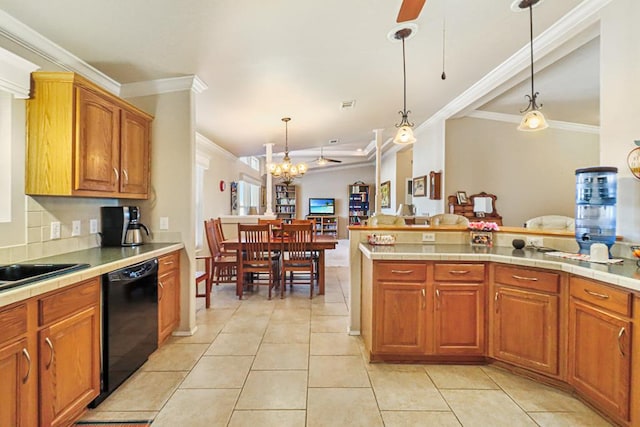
[600,0,640,243]
[445,117,599,227]
[411,119,446,217]
[297,164,374,238]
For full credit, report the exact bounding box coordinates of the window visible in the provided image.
[239,155,260,171]
[237,180,260,214]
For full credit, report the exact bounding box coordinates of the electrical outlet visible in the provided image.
[71,220,81,236]
[422,232,436,242]
[89,219,98,234]
[50,221,61,240]
[526,236,543,247]
[160,217,169,230]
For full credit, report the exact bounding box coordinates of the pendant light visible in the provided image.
[268,117,307,185]
[393,28,416,145]
[518,0,548,131]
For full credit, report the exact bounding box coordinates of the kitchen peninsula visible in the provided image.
[348,224,640,426]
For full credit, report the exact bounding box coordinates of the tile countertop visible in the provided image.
[360,243,640,294]
[0,243,184,308]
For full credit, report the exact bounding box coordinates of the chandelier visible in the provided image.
[269,117,307,185]
[518,0,548,131]
[393,28,416,145]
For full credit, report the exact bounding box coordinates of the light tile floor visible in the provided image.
[82,262,614,426]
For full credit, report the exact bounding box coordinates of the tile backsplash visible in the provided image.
[0,196,116,264]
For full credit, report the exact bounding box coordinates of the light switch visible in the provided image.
[72,220,81,236]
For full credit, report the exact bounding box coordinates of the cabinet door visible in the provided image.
[492,286,559,375]
[569,298,631,421]
[39,306,100,427]
[158,269,180,345]
[75,87,120,193]
[0,338,34,427]
[120,109,150,196]
[374,282,429,355]
[434,283,484,355]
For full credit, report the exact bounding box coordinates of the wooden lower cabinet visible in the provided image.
[39,305,100,427]
[490,265,561,377]
[434,283,484,355]
[569,277,632,424]
[158,252,181,345]
[374,281,429,355]
[0,301,37,427]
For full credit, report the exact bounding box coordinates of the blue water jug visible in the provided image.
[575,166,617,254]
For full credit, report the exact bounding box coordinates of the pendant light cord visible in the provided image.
[528,4,535,99]
[402,35,407,114]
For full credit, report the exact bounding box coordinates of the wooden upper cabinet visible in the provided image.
[120,109,151,195]
[75,87,120,193]
[26,71,153,199]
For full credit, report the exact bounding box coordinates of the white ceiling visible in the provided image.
[0,0,598,166]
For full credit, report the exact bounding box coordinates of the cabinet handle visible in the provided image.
[391,269,414,274]
[113,168,119,182]
[421,288,426,309]
[163,260,175,265]
[122,169,129,184]
[22,348,31,383]
[159,281,164,300]
[435,289,441,310]
[512,274,538,281]
[494,291,500,313]
[449,270,470,275]
[45,337,54,369]
[584,289,610,299]
[618,327,626,357]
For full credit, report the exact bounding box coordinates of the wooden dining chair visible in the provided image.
[280,222,315,299]
[194,255,212,308]
[237,223,280,300]
[204,218,237,301]
[213,218,234,256]
[258,218,284,238]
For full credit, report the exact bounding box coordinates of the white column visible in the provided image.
[373,129,384,215]
[264,143,274,215]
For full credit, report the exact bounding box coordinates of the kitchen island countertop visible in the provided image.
[360,243,640,293]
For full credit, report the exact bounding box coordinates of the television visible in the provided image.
[309,198,335,215]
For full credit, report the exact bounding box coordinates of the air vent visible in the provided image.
[329,139,339,145]
[340,100,356,110]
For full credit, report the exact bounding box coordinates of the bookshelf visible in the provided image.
[306,215,338,236]
[275,184,297,222]
[348,183,370,225]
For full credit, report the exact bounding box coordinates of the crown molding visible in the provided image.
[196,132,237,162]
[0,46,39,98]
[467,110,600,134]
[120,75,208,98]
[304,160,374,175]
[417,0,612,132]
[0,10,121,94]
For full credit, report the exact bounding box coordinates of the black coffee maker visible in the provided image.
[100,206,150,247]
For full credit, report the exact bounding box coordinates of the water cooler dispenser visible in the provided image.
[575,166,618,254]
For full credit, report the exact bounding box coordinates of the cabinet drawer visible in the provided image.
[39,278,100,326]
[494,265,559,294]
[0,303,28,343]
[375,263,426,282]
[570,276,631,316]
[158,252,180,275]
[434,263,485,282]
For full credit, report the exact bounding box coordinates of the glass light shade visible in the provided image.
[518,110,549,132]
[290,165,299,175]
[273,165,282,176]
[298,163,307,174]
[393,125,417,144]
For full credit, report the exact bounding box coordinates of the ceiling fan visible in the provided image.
[397,0,427,22]
[313,146,342,165]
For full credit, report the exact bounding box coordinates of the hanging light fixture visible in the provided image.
[269,117,307,185]
[518,0,548,132]
[393,28,417,145]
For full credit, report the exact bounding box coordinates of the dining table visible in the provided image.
[222,234,338,295]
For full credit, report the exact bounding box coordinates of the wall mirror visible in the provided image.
[470,192,499,217]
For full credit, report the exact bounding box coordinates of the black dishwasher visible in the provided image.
[91,258,159,407]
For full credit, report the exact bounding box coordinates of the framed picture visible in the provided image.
[456,191,468,205]
[380,181,391,208]
[470,231,493,247]
[412,176,427,197]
